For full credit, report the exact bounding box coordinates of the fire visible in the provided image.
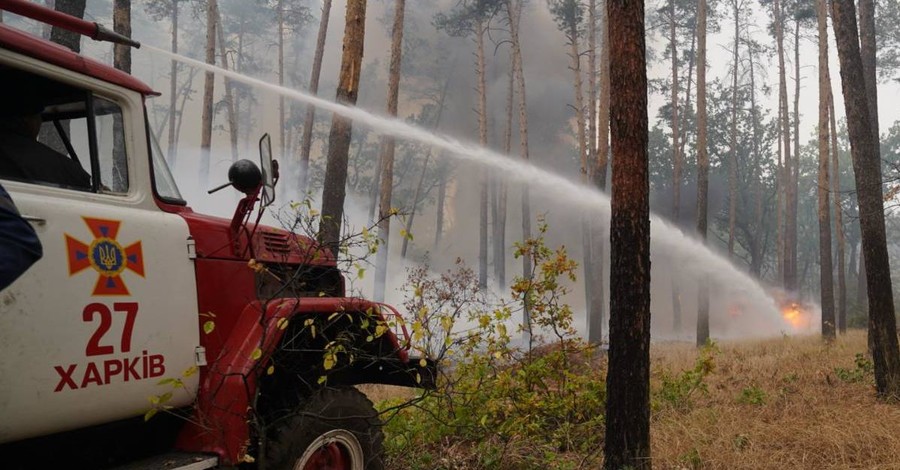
[780,302,812,330]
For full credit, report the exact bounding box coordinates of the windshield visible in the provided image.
[148,127,184,203]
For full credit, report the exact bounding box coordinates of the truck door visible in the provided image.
[0,63,200,443]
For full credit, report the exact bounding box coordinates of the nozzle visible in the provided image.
[94,23,141,49]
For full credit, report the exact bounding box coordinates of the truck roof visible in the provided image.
[0,23,158,96]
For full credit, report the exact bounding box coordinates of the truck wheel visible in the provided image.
[267,387,384,470]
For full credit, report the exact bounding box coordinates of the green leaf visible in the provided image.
[144,408,158,421]
[317,375,327,385]
[157,378,177,386]
[251,348,262,361]
[203,320,215,335]
[158,392,173,404]
[182,366,198,378]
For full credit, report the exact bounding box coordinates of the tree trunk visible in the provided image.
[476,19,489,291]
[507,0,533,340]
[167,0,179,166]
[567,12,590,326]
[277,0,285,158]
[111,0,131,191]
[50,0,86,52]
[318,0,367,257]
[113,0,131,73]
[817,0,835,340]
[603,0,651,467]
[669,0,684,335]
[587,0,610,345]
[584,0,604,336]
[774,0,793,290]
[728,0,739,256]
[374,0,406,302]
[434,173,446,250]
[696,0,710,348]
[298,0,333,194]
[216,10,239,162]
[749,43,764,276]
[830,0,900,398]
[493,60,515,288]
[828,85,847,333]
[858,0,878,313]
[788,16,801,292]
[199,0,218,189]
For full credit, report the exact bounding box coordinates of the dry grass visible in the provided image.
[366,331,900,469]
[650,331,900,469]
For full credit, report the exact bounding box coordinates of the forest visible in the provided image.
[4,0,900,468]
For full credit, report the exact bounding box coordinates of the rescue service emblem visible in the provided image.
[65,217,144,295]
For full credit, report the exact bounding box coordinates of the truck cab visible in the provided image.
[0,2,433,468]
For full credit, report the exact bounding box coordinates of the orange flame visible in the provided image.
[781,302,811,329]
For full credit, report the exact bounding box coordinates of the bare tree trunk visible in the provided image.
[603,0,651,466]
[277,0,285,158]
[748,42,765,275]
[830,0,900,398]
[50,0,86,52]
[588,0,610,345]
[669,0,684,335]
[858,0,879,313]
[167,0,179,166]
[728,0,739,256]
[507,0,533,340]
[817,0,835,340]
[476,19,489,290]
[374,0,406,302]
[566,12,589,324]
[584,0,604,342]
[434,174,446,250]
[777,94,784,279]
[113,0,131,73]
[788,16,801,292]
[828,84,847,333]
[298,0,333,194]
[319,0,367,256]
[199,0,218,189]
[216,10,239,162]
[696,0,710,347]
[493,61,514,288]
[774,0,793,289]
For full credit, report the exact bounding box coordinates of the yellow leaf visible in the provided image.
[182,366,198,378]
[251,348,262,361]
[317,375,327,385]
[144,408,158,421]
[203,321,215,335]
[267,365,275,375]
[276,317,289,330]
[419,358,427,368]
[323,354,335,370]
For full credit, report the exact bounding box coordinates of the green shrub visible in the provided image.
[737,385,767,405]
[653,342,717,412]
[834,353,874,383]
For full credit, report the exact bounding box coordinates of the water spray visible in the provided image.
[142,45,788,330]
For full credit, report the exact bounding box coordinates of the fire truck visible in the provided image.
[0,1,433,468]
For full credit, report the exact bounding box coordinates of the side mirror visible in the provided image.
[259,133,277,206]
[227,159,262,194]
[208,159,262,195]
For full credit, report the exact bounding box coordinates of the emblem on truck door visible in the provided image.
[65,217,144,296]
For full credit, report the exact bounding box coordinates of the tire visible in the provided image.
[267,387,384,470]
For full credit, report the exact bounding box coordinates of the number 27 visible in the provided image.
[83,302,138,356]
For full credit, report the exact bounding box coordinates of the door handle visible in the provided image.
[21,215,47,226]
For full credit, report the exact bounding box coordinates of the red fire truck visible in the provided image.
[0,1,433,468]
